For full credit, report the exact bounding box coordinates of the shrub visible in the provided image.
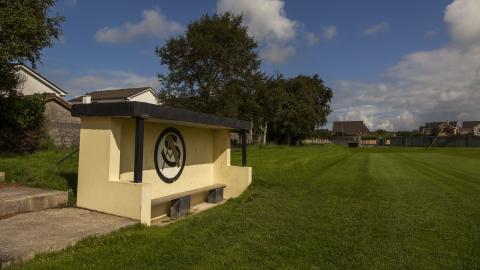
[0,94,47,152]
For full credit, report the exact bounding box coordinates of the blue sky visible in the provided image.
[38,0,480,131]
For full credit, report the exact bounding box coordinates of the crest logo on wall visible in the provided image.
[154,127,186,183]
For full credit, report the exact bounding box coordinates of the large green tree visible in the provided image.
[0,0,64,95]
[268,75,333,145]
[156,13,263,123]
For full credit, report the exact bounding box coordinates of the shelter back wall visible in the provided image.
[118,119,216,198]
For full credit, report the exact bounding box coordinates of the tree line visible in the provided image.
[156,13,333,145]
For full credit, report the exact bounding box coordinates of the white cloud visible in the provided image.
[330,45,480,130]
[328,0,480,131]
[444,0,480,45]
[259,44,295,64]
[217,0,299,64]
[337,105,377,129]
[306,32,319,46]
[95,9,183,43]
[217,0,297,42]
[323,26,337,40]
[363,22,390,36]
[49,70,159,98]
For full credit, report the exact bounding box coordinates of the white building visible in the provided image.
[13,65,80,147]
[69,87,158,105]
[461,121,480,136]
[15,64,67,97]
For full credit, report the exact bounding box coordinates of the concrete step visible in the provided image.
[0,208,136,268]
[0,186,68,218]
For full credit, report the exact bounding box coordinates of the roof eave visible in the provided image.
[71,102,251,131]
[15,65,68,96]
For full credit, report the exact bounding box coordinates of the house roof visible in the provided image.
[71,102,251,130]
[44,93,72,110]
[424,122,443,128]
[15,65,68,96]
[425,121,457,128]
[69,87,155,102]
[332,121,370,135]
[462,121,480,128]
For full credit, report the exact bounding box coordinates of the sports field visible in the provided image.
[4,145,480,269]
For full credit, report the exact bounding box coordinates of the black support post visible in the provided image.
[241,130,247,167]
[134,117,144,183]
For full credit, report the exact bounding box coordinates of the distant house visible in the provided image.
[461,121,480,136]
[15,64,67,97]
[69,87,158,105]
[14,65,80,147]
[332,121,370,136]
[420,121,458,136]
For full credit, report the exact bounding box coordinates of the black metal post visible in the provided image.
[134,117,144,183]
[241,130,247,167]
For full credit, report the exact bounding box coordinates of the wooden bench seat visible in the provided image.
[151,184,226,218]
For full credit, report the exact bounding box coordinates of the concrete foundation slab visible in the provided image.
[0,207,137,268]
[0,186,68,218]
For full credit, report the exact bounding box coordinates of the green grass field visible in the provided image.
[0,149,78,205]
[2,145,480,269]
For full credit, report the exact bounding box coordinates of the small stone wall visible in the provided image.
[44,101,80,148]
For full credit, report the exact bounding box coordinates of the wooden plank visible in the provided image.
[151,184,226,206]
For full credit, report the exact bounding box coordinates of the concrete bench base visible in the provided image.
[170,196,191,219]
[0,186,68,218]
[208,187,224,203]
[152,184,226,220]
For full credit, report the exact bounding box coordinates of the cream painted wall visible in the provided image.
[76,117,151,223]
[118,119,215,198]
[76,116,251,225]
[16,69,63,97]
[213,129,252,198]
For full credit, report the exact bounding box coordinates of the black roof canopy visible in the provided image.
[71,102,251,130]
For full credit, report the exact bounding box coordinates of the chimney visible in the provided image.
[82,95,91,104]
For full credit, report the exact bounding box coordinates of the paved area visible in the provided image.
[0,208,137,268]
[0,186,68,218]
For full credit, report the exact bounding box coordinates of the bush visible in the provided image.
[0,94,47,152]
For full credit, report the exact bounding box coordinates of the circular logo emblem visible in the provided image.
[154,127,186,183]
